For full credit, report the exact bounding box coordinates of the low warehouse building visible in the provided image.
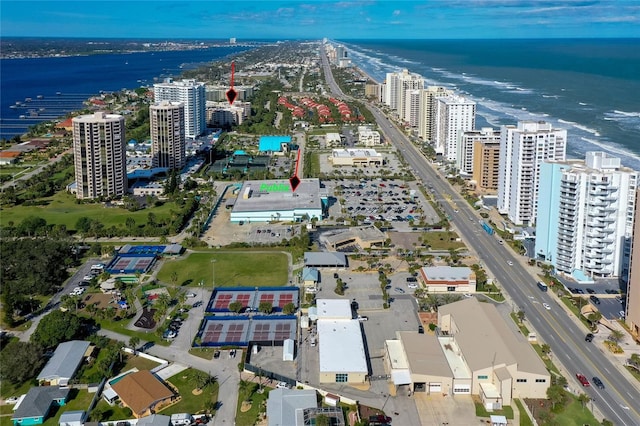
[317,299,368,384]
[230,179,325,223]
[329,148,383,167]
[384,298,549,408]
[419,266,476,293]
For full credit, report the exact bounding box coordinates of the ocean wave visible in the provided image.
[542,94,560,98]
[578,137,640,168]
[558,119,577,125]
[612,110,640,118]
[578,102,588,106]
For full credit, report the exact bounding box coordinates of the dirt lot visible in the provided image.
[83,293,115,310]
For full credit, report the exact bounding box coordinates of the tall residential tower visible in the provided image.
[497,121,567,225]
[150,101,185,170]
[535,152,637,280]
[72,112,127,199]
[153,79,206,139]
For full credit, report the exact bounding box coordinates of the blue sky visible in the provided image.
[2,1,639,39]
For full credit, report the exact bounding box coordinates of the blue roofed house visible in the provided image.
[12,387,70,426]
[259,136,292,153]
[37,340,91,386]
[301,267,319,291]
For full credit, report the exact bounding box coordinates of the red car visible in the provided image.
[576,373,590,387]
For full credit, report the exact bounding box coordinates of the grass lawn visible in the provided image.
[235,388,270,426]
[163,370,218,415]
[547,395,599,425]
[510,312,530,336]
[0,190,176,231]
[189,347,216,361]
[0,405,14,415]
[0,379,33,399]
[473,397,514,419]
[42,389,93,426]
[90,315,170,347]
[157,252,289,288]
[625,365,640,382]
[120,354,162,372]
[91,399,133,422]
[421,231,466,251]
[514,399,534,426]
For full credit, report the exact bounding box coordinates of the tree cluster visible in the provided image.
[1,238,77,325]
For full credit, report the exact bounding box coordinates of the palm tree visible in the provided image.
[546,385,566,410]
[608,330,624,345]
[540,344,551,356]
[578,393,591,409]
[129,336,140,353]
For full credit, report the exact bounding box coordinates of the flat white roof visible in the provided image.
[317,299,352,320]
[332,148,381,158]
[318,319,367,374]
[422,266,473,281]
[386,340,409,370]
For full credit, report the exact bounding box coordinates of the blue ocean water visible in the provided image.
[341,39,640,170]
[0,46,251,139]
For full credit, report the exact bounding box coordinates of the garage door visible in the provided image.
[453,385,471,394]
[429,383,441,393]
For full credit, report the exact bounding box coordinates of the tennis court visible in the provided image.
[106,254,157,274]
[197,315,297,346]
[199,317,250,345]
[208,288,257,312]
[119,244,167,255]
[207,287,299,313]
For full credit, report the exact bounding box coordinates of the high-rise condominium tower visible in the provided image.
[536,152,637,279]
[418,86,452,142]
[384,69,423,121]
[497,121,567,225]
[434,96,476,162]
[72,112,127,199]
[150,101,185,170]
[153,79,205,139]
[626,189,640,340]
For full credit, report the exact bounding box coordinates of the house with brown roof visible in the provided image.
[110,370,175,418]
[0,151,21,165]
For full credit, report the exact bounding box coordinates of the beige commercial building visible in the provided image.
[385,298,549,408]
[330,148,383,167]
[419,266,477,293]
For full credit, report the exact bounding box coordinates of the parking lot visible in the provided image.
[323,178,439,229]
[246,224,298,244]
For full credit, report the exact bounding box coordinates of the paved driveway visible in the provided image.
[414,394,477,425]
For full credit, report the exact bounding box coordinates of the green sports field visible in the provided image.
[157,251,289,288]
[0,191,175,230]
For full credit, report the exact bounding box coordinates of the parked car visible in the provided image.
[589,295,600,305]
[585,333,594,342]
[586,288,596,294]
[357,315,368,321]
[213,350,221,359]
[4,396,18,404]
[186,292,197,298]
[418,325,425,334]
[576,373,590,387]
[407,283,418,289]
[592,376,605,389]
[394,287,405,294]
[276,382,289,389]
[163,330,177,339]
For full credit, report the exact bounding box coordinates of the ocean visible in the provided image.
[0,46,251,140]
[340,38,640,170]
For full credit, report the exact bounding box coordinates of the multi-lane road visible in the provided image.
[319,44,640,425]
[370,103,640,426]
